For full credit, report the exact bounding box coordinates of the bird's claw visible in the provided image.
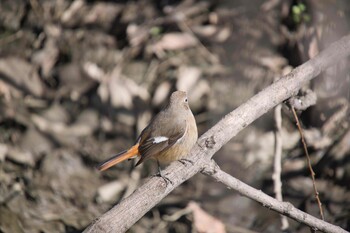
[152,171,173,185]
[178,158,194,166]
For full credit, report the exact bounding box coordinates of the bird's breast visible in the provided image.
[157,114,198,164]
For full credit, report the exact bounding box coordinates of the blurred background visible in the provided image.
[0,0,349,232]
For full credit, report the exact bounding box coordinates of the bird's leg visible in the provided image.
[157,160,162,175]
[153,160,173,185]
[178,158,194,166]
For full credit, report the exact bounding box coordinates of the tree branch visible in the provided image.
[201,160,347,233]
[84,34,350,233]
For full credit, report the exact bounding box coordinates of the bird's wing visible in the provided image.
[136,120,187,166]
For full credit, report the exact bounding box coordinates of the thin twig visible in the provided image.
[290,106,325,220]
[202,160,345,233]
[273,104,290,230]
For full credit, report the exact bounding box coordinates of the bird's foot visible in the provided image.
[152,171,173,185]
[178,158,194,166]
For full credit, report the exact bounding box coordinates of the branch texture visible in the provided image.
[84,35,350,233]
[202,160,347,233]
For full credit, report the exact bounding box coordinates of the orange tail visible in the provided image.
[97,144,139,171]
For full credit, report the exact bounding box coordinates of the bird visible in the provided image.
[97,91,198,175]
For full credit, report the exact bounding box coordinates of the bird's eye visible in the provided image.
[184,98,188,103]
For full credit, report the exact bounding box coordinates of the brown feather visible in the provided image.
[136,123,186,166]
[98,91,198,171]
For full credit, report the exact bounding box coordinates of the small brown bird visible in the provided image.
[98,91,198,172]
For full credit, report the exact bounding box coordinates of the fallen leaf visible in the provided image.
[0,206,25,233]
[176,66,202,92]
[83,2,123,30]
[0,57,44,96]
[96,181,126,203]
[153,33,197,52]
[308,37,319,59]
[0,143,8,162]
[6,148,35,167]
[152,81,172,106]
[188,202,226,233]
[104,67,149,109]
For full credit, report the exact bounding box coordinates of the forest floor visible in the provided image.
[0,0,349,232]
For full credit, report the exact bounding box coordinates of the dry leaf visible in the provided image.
[7,148,35,167]
[0,80,13,101]
[153,33,197,52]
[188,79,210,110]
[188,202,226,233]
[96,181,126,203]
[152,81,172,106]
[127,24,149,47]
[259,56,287,72]
[61,0,85,25]
[83,2,123,30]
[31,24,60,78]
[103,67,149,109]
[0,57,44,96]
[83,62,105,82]
[0,144,8,162]
[308,37,319,59]
[176,66,202,92]
[192,25,231,42]
[192,25,217,37]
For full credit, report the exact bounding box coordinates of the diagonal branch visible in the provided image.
[84,34,350,233]
[201,160,346,233]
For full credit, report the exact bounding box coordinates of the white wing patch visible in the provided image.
[153,136,168,144]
